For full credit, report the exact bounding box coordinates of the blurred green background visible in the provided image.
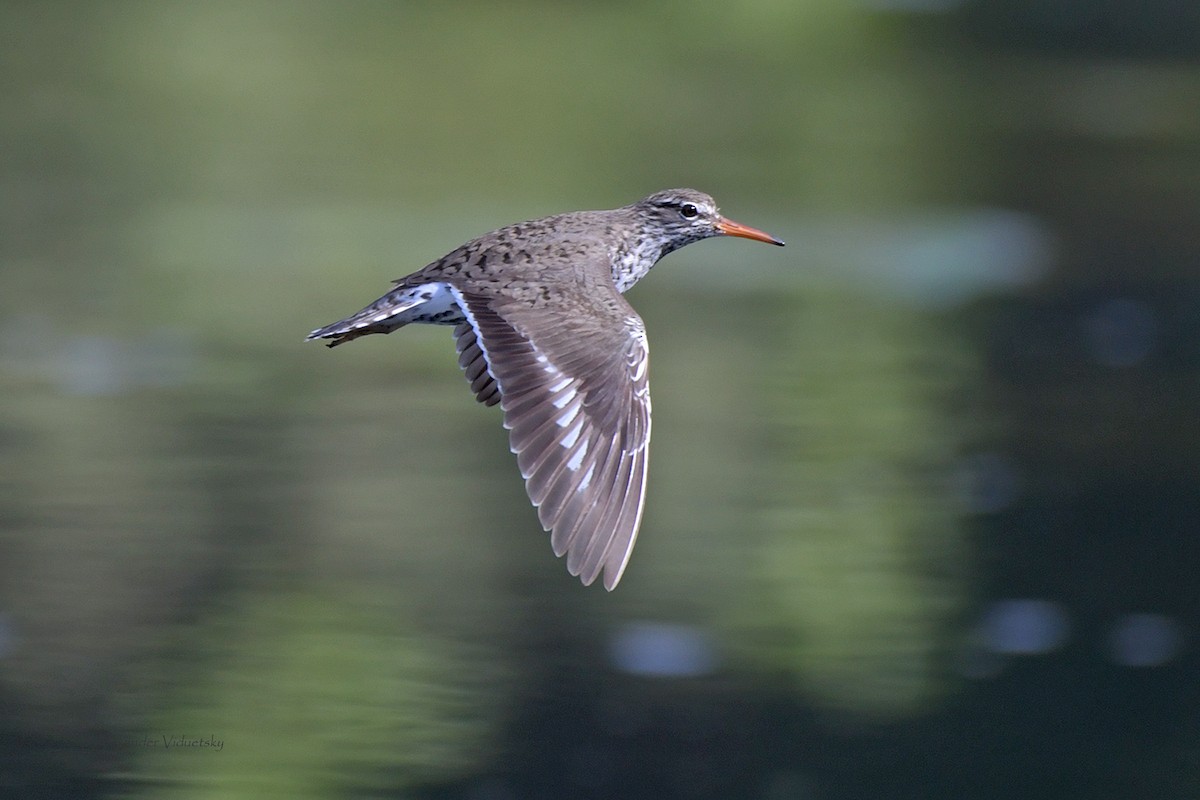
[2,1,1198,798]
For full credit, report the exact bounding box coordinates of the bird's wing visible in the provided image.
[450,285,651,590]
[454,320,502,407]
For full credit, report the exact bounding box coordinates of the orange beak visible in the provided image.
[715,216,785,246]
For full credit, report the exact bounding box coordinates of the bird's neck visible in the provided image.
[611,233,668,294]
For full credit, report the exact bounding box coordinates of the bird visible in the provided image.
[307,189,784,589]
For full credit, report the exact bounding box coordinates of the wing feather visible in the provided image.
[449,285,651,590]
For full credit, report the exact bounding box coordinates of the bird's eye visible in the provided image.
[679,203,700,219]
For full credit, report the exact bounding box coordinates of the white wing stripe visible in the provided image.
[556,401,581,428]
[550,387,577,409]
[565,441,588,471]
[560,417,585,449]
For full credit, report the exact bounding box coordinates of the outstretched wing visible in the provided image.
[451,286,651,590]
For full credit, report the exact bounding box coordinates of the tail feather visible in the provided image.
[306,287,426,347]
[307,320,408,348]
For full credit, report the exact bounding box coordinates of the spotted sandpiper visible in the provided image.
[308,189,784,589]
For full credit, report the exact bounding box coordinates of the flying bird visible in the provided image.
[308,189,784,589]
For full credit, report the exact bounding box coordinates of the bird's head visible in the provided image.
[634,188,785,254]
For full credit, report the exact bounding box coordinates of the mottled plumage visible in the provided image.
[307,189,783,589]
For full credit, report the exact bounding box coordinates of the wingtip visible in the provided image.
[578,569,619,591]
[601,558,628,591]
[569,559,621,591]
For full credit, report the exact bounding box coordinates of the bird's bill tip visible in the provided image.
[715,217,785,246]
